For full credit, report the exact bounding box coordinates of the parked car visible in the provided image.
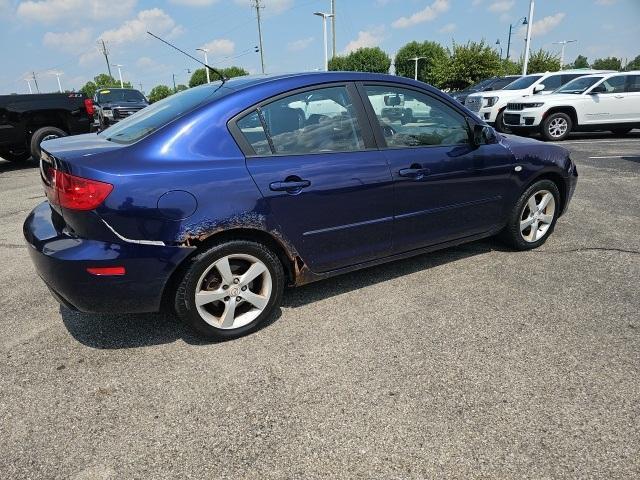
[24,72,578,340]
[465,69,612,132]
[93,88,148,130]
[0,92,94,162]
[504,71,640,141]
[450,75,521,104]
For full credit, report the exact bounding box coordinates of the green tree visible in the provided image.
[222,66,249,78]
[524,49,561,73]
[625,55,640,71]
[500,58,521,75]
[437,41,502,90]
[592,56,622,70]
[571,55,589,69]
[328,47,392,74]
[148,85,172,103]
[394,40,448,86]
[80,73,132,98]
[189,66,248,87]
[176,84,188,92]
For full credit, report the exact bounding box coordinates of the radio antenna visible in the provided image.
[146,31,227,83]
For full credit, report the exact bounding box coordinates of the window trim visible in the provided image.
[354,81,474,151]
[228,82,377,158]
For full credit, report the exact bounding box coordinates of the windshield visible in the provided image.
[99,83,229,145]
[502,75,543,90]
[97,89,146,103]
[491,77,519,90]
[555,76,604,94]
[467,78,494,92]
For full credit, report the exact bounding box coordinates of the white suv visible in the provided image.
[503,71,640,141]
[465,70,610,132]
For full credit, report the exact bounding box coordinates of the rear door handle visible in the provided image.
[399,167,430,179]
[614,94,625,99]
[269,179,311,192]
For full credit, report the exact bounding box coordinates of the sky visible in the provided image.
[0,0,639,95]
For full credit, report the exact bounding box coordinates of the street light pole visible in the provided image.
[553,40,577,70]
[314,12,334,71]
[331,0,336,59]
[522,0,535,75]
[495,39,502,60]
[112,64,124,88]
[25,79,33,94]
[507,17,528,61]
[409,56,426,81]
[196,48,210,83]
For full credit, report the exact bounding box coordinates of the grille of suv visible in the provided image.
[113,107,144,119]
[507,103,526,111]
[465,97,482,112]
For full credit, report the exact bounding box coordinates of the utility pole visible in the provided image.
[253,0,265,74]
[32,72,40,93]
[196,48,210,83]
[553,40,577,70]
[112,64,124,88]
[172,73,177,92]
[409,57,426,81]
[522,0,535,75]
[314,12,334,71]
[99,39,113,78]
[331,0,336,59]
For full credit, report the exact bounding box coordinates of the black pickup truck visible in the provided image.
[0,92,94,162]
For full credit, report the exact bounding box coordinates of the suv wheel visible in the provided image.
[0,148,31,163]
[494,110,511,133]
[30,126,67,162]
[541,112,572,141]
[175,240,285,340]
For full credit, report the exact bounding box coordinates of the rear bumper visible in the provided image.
[562,163,579,215]
[23,202,193,313]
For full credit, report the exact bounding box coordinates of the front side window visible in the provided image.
[541,75,563,91]
[598,76,626,93]
[364,85,469,148]
[502,75,543,90]
[254,86,364,155]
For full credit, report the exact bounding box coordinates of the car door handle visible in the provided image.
[269,179,311,192]
[399,167,430,179]
[614,94,625,99]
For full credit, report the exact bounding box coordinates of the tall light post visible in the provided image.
[495,39,502,60]
[196,48,210,83]
[409,56,426,81]
[553,40,577,70]
[112,64,124,88]
[48,70,63,92]
[25,78,33,94]
[522,0,535,75]
[506,17,528,61]
[330,0,336,59]
[314,12,334,71]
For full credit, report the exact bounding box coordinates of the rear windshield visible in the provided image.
[555,76,604,94]
[99,83,229,145]
[97,89,146,103]
[502,75,543,90]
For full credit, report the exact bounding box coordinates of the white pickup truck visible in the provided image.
[503,71,640,141]
[465,69,611,132]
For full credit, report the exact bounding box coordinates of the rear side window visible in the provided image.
[236,111,271,156]
[626,75,640,93]
[542,75,562,91]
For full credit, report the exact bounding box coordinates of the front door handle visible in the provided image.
[399,166,430,179]
[269,179,311,192]
[614,94,625,99]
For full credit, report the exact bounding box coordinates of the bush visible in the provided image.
[328,47,391,74]
[148,85,172,103]
[394,41,448,86]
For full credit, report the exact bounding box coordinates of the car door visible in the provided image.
[357,83,516,253]
[581,75,628,124]
[622,75,640,122]
[233,83,394,273]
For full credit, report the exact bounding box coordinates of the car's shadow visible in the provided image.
[0,158,37,173]
[61,240,495,350]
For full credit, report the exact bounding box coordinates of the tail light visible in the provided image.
[46,168,113,211]
[84,98,95,117]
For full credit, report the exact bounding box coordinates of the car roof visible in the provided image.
[569,71,636,79]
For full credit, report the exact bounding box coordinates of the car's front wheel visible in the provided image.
[500,179,560,250]
[541,112,572,141]
[494,109,511,133]
[175,240,284,340]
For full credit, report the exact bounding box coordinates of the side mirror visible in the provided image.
[590,85,606,95]
[471,123,496,147]
[533,84,545,94]
[483,86,494,91]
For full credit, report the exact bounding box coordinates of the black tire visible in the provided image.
[611,127,632,135]
[499,179,561,251]
[30,126,67,162]
[541,112,572,141]
[175,240,284,340]
[494,109,511,133]
[0,148,31,163]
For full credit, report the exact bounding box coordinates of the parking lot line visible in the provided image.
[562,139,640,145]
[589,155,640,159]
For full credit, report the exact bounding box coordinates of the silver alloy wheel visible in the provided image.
[547,117,568,138]
[194,254,272,330]
[520,189,556,243]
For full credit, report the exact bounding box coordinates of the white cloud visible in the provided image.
[392,0,450,29]
[233,0,292,14]
[595,0,616,5]
[287,37,314,52]
[488,0,514,13]
[199,38,235,56]
[0,0,11,15]
[135,56,170,73]
[344,26,385,53]
[100,9,183,46]
[17,0,136,24]
[472,0,483,5]
[520,12,566,37]
[169,0,218,5]
[43,28,93,54]
[438,23,456,33]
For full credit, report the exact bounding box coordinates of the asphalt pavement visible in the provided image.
[1,132,639,479]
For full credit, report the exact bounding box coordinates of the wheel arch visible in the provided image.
[544,106,578,126]
[523,171,567,214]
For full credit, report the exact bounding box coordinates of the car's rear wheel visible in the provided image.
[0,148,31,163]
[611,127,632,135]
[30,126,67,162]
[500,179,560,250]
[175,240,284,340]
[541,112,572,141]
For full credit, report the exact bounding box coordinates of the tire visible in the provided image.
[500,179,561,251]
[541,112,572,141]
[0,148,31,163]
[611,127,632,135]
[175,240,284,340]
[30,126,67,162]
[494,109,511,134]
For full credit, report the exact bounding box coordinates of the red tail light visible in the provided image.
[48,169,113,211]
[87,266,126,276]
[84,98,95,117]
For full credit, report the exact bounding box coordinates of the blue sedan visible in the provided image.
[24,72,578,340]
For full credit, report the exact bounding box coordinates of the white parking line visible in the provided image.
[589,155,640,159]
[563,139,640,145]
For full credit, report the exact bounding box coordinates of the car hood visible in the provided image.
[100,102,148,109]
[467,89,530,101]
[510,92,587,103]
[499,133,569,164]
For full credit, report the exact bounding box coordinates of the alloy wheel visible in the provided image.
[194,254,272,330]
[547,117,568,138]
[519,190,556,243]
